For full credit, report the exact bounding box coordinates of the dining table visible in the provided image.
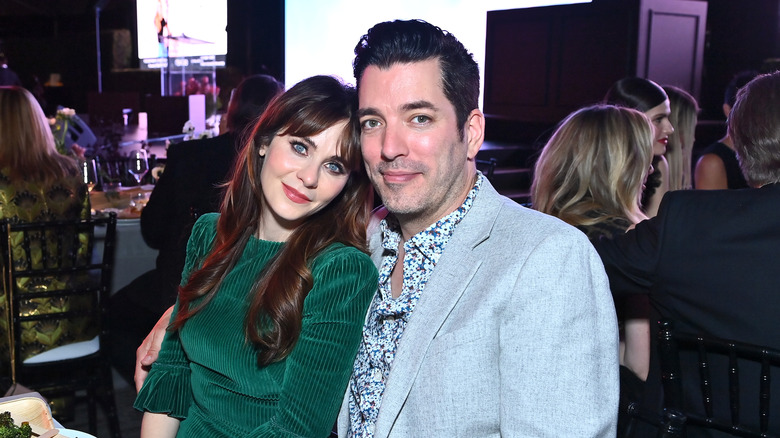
[90,185,157,294]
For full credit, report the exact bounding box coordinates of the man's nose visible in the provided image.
[380,124,409,161]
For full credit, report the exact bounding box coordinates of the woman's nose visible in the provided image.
[297,162,319,188]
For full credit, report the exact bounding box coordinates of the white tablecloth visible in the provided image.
[94,218,157,294]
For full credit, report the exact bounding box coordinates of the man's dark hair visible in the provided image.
[724,70,759,108]
[353,19,480,139]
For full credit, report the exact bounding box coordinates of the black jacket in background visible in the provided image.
[140,131,241,313]
[594,183,780,437]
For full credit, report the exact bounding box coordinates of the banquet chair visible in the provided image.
[0,213,121,438]
[95,156,132,189]
[476,157,498,180]
[655,319,780,437]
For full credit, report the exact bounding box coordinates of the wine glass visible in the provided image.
[80,159,98,192]
[128,150,149,186]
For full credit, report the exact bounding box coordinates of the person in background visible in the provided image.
[662,85,699,191]
[694,70,758,190]
[0,86,90,418]
[108,74,284,385]
[604,77,674,217]
[137,19,620,438]
[135,75,377,437]
[594,70,780,437]
[531,104,654,436]
[0,53,22,87]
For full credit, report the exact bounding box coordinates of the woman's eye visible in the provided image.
[291,142,307,155]
[325,162,346,174]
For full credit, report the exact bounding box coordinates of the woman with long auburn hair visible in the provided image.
[135,75,378,437]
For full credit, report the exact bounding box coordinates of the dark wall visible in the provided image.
[699,0,780,120]
[483,0,708,141]
[483,0,780,144]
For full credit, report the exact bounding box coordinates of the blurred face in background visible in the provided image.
[645,99,674,155]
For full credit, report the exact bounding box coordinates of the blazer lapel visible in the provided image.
[372,181,504,437]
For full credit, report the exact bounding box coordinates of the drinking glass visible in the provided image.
[128,150,149,185]
[80,159,98,192]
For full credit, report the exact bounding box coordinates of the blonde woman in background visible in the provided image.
[532,104,653,240]
[663,85,699,191]
[0,85,92,354]
[0,86,91,417]
[531,104,654,435]
[0,86,89,225]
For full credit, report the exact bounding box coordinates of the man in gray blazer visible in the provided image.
[342,20,618,437]
[136,19,619,438]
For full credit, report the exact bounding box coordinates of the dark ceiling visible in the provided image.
[0,0,128,17]
[0,0,135,40]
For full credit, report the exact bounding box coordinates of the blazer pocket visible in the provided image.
[426,323,491,359]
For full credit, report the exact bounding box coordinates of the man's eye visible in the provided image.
[361,119,380,129]
[412,115,430,124]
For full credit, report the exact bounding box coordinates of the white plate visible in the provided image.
[57,429,97,438]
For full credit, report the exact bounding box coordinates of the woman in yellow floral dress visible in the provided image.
[0,86,91,373]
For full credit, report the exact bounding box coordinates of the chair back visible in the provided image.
[657,319,780,437]
[1,214,117,380]
[476,157,498,180]
[57,107,98,150]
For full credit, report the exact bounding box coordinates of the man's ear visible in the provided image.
[465,109,485,160]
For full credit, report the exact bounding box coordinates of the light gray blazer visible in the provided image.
[338,180,619,437]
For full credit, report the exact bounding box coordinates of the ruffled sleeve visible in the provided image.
[133,213,219,418]
[249,244,378,437]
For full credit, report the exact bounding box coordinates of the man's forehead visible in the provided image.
[357,59,441,88]
[357,60,444,108]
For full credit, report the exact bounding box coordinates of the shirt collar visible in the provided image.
[380,171,484,259]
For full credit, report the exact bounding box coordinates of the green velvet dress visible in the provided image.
[134,213,378,437]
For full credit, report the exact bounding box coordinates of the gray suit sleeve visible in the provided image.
[500,230,619,437]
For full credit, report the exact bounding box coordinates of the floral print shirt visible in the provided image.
[347,173,484,437]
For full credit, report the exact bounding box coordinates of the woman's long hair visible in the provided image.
[172,75,372,366]
[0,86,79,183]
[532,105,654,227]
[663,85,699,190]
